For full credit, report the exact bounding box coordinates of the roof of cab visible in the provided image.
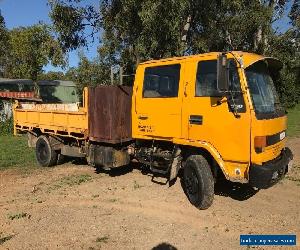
[139,51,281,69]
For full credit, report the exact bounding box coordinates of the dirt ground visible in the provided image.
[0,138,299,250]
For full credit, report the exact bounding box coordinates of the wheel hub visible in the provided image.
[185,169,199,196]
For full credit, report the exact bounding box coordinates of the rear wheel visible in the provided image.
[35,135,58,167]
[183,155,214,210]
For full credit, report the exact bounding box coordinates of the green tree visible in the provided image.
[5,24,66,81]
[0,12,10,77]
[76,55,111,89]
[37,71,66,80]
[49,0,101,51]
[49,0,189,66]
[64,66,78,81]
[49,0,299,106]
[49,0,291,61]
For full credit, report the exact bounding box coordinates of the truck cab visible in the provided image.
[132,51,293,207]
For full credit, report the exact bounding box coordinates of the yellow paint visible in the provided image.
[14,88,89,140]
[251,114,286,164]
[132,51,287,181]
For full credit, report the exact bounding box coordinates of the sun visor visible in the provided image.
[264,57,283,70]
[245,57,283,70]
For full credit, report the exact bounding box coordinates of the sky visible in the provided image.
[0,0,99,72]
[0,0,293,73]
[273,1,294,33]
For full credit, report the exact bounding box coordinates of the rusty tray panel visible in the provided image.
[88,85,133,144]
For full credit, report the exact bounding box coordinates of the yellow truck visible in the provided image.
[14,51,293,209]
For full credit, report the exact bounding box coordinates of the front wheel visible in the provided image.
[35,135,58,167]
[183,155,214,210]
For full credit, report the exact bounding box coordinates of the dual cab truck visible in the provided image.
[14,51,293,209]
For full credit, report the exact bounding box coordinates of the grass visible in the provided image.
[0,234,14,245]
[286,164,300,185]
[47,174,92,191]
[287,103,300,137]
[133,180,143,189]
[8,212,31,220]
[0,135,36,170]
[286,175,300,182]
[96,236,109,243]
[59,174,92,186]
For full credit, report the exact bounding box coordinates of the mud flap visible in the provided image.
[169,148,182,181]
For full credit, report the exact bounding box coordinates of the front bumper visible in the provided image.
[249,147,293,189]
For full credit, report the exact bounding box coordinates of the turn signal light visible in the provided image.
[254,136,267,153]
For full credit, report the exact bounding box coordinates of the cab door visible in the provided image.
[182,58,251,163]
[134,63,183,139]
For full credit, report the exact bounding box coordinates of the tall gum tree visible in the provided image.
[49,0,299,106]
[5,24,66,81]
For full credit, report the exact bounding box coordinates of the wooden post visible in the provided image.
[120,67,123,85]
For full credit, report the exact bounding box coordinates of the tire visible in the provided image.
[35,135,58,167]
[183,155,214,210]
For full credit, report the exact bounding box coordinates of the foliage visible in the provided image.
[76,55,111,88]
[0,117,13,136]
[3,24,66,81]
[49,1,294,59]
[49,0,101,52]
[8,212,30,220]
[47,0,299,106]
[0,12,10,77]
[95,236,109,243]
[270,30,300,107]
[0,234,14,245]
[47,174,92,191]
[62,54,111,93]
[38,71,66,80]
[290,0,300,26]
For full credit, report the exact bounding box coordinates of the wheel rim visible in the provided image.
[185,167,200,201]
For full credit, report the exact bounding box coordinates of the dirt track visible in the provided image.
[0,138,299,250]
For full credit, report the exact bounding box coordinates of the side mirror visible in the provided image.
[217,53,229,92]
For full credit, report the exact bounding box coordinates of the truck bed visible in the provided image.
[14,91,88,140]
[14,86,133,143]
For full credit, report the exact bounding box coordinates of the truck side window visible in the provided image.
[195,59,246,112]
[143,64,180,98]
[227,60,246,112]
[195,60,219,97]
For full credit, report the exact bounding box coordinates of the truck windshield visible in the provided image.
[245,61,284,119]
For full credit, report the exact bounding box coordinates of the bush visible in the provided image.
[0,117,13,135]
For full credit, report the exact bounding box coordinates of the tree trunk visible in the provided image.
[180,15,192,55]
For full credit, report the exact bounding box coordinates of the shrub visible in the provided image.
[0,117,13,135]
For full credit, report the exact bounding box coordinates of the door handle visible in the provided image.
[189,115,203,125]
[138,115,148,120]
